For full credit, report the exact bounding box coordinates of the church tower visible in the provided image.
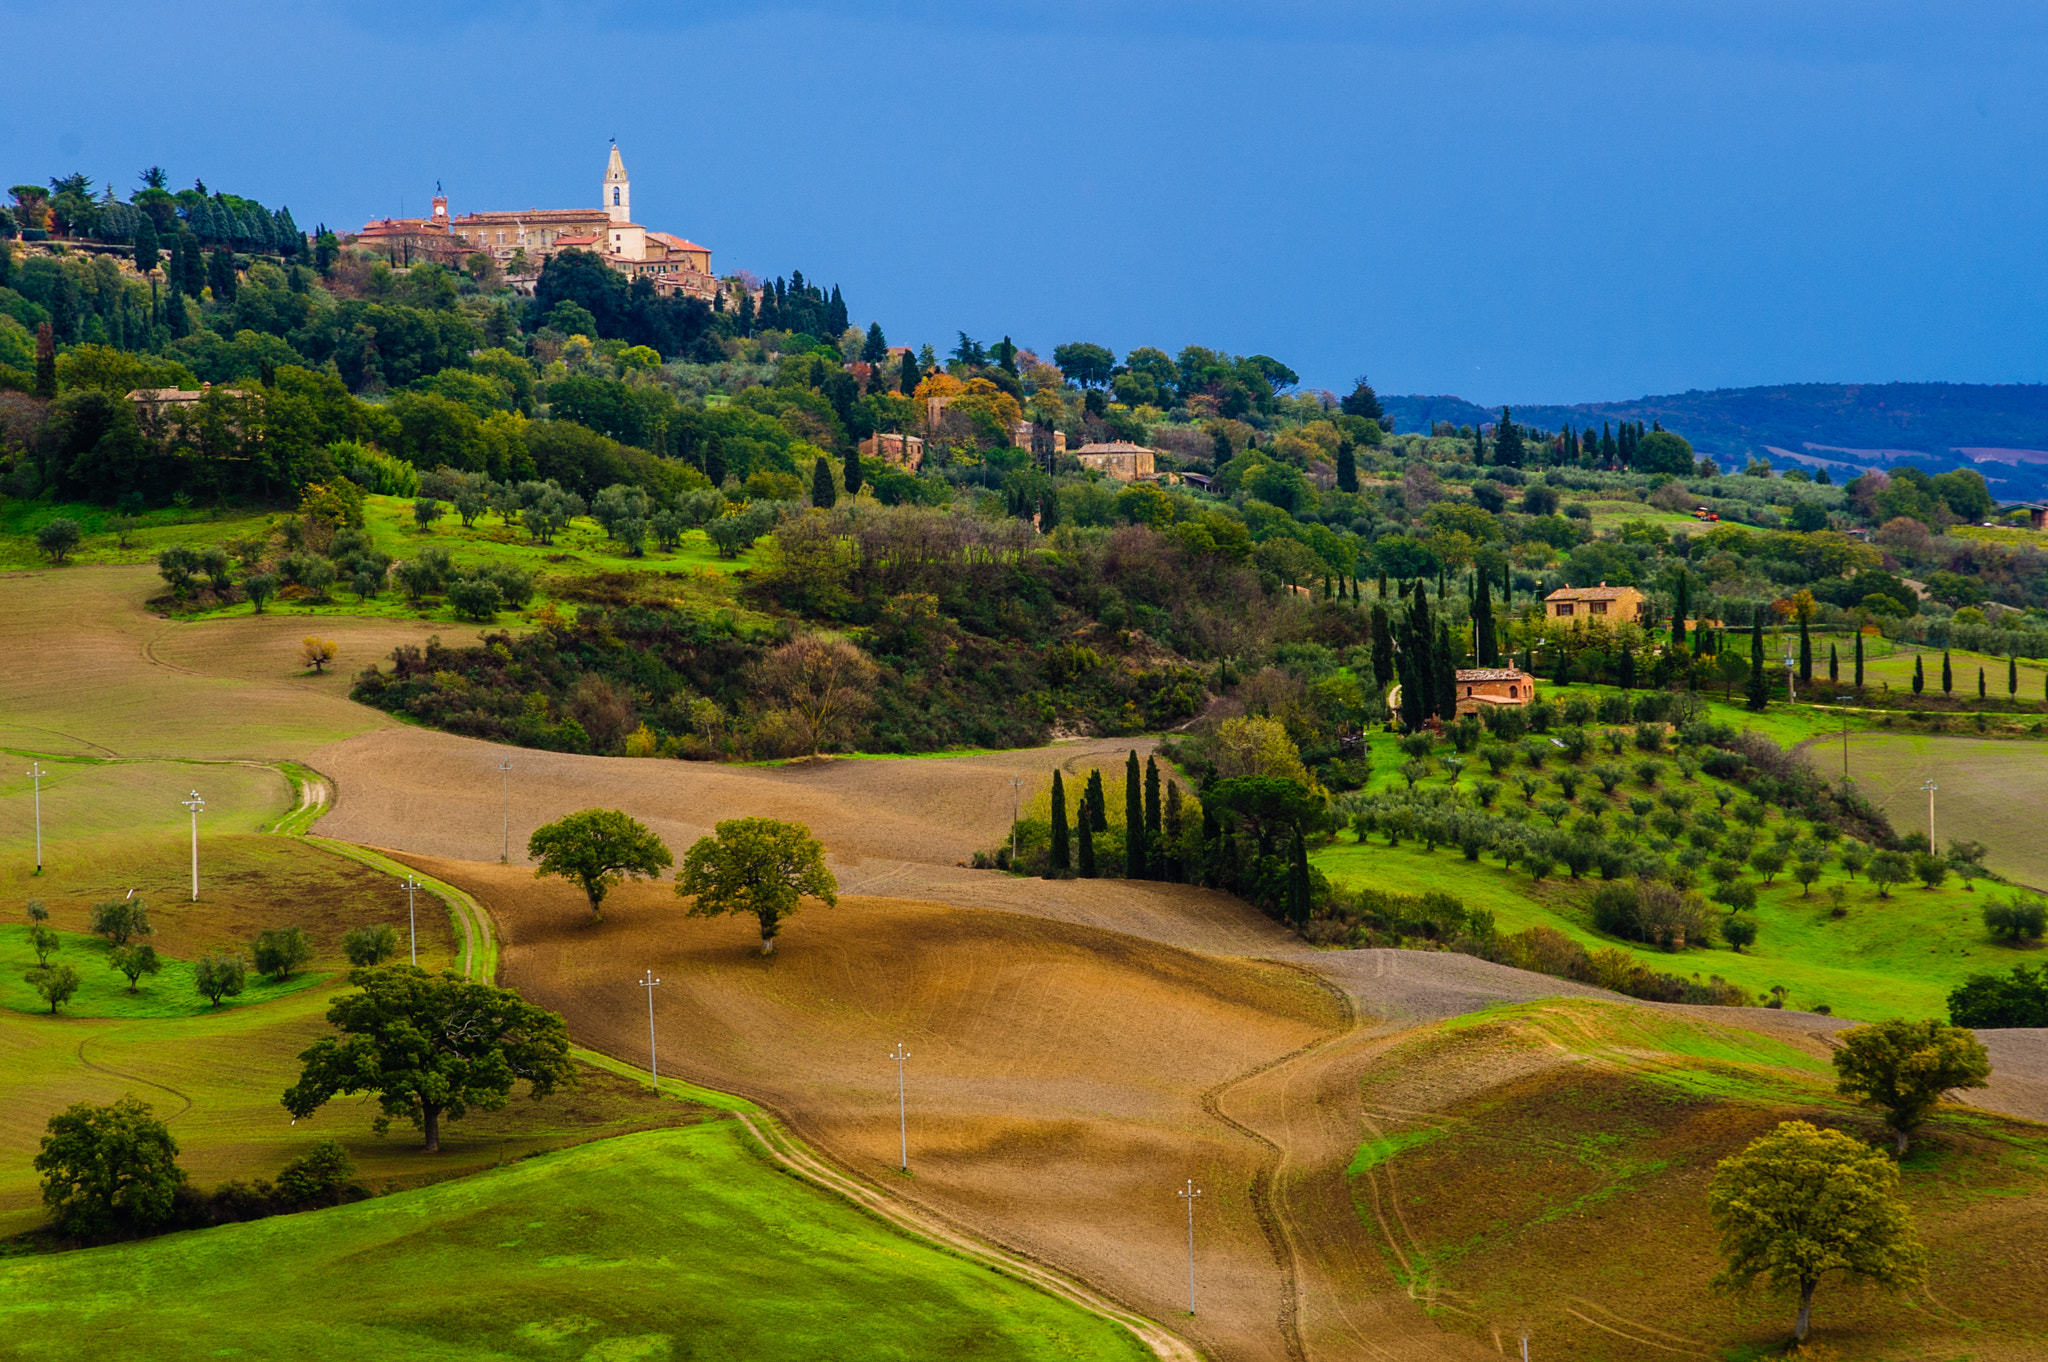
[603,141,631,224]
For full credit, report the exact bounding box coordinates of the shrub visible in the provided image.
[1984,896,2047,943]
[251,927,312,980]
[35,518,82,564]
[274,1140,359,1209]
[1633,723,1664,752]
[342,923,402,966]
[1722,915,1758,952]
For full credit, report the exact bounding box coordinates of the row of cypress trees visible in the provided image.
[1045,752,1182,880]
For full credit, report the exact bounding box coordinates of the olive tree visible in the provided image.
[678,817,837,955]
[528,808,673,921]
[90,898,153,946]
[1710,1120,1926,1344]
[252,926,313,980]
[194,951,247,1007]
[107,943,162,993]
[342,923,401,966]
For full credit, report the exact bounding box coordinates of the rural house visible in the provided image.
[1453,667,1537,716]
[1073,441,1157,481]
[1543,583,1646,623]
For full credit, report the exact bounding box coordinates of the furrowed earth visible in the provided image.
[3,555,2047,1359]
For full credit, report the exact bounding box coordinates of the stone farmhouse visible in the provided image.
[1073,441,1157,481]
[1452,667,1538,716]
[353,144,717,300]
[1543,584,1646,623]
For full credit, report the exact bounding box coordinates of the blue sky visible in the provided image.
[5,1,2043,403]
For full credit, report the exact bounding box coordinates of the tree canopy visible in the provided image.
[528,808,673,920]
[1710,1119,1926,1344]
[282,965,576,1152]
[1830,1018,1990,1154]
[678,817,837,954]
[34,1097,186,1241]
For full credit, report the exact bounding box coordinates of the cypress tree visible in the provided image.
[1912,655,1924,695]
[1829,643,1839,683]
[1941,650,1953,696]
[1145,756,1162,841]
[1085,770,1107,832]
[1163,781,1184,883]
[1979,667,1987,700]
[1287,829,1311,928]
[1435,622,1457,719]
[1077,808,1096,878]
[1619,645,1636,691]
[811,455,836,509]
[133,218,159,279]
[1855,630,1865,688]
[1672,571,1689,649]
[1125,750,1146,879]
[1370,603,1394,694]
[1798,613,1812,683]
[843,442,863,498]
[895,350,917,394]
[1746,608,1770,711]
[1335,439,1357,493]
[33,322,55,399]
[2010,655,2019,697]
[1198,804,1219,888]
[1049,770,1070,874]
[1474,568,1497,666]
[826,283,848,337]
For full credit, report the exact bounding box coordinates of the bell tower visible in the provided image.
[603,140,630,224]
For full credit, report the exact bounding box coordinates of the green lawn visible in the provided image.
[0,1123,1151,1362]
[0,499,274,572]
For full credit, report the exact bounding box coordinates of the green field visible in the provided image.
[0,1122,1150,1362]
[1842,732,2048,891]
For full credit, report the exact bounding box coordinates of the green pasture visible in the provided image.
[1841,732,2048,890]
[1575,500,1703,533]
[0,499,273,572]
[0,754,287,853]
[1841,640,2048,699]
[0,1123,1151,1362]
[0,924,326,1018]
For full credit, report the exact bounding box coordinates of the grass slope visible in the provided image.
[1348,999,2048,1360]
[0,1123,1150,1362]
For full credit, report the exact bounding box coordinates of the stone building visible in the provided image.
[859,432,925,470]
[1452,667,1537,716]
[354,144,717,299]
[1543,584,1646,623]
[1073,441,1157,481]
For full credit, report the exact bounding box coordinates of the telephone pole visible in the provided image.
[1921,777,1938,854]
[1179,1179,1203,1314]
[639,969,661,1084]
[181,790,205,900]
[26,762,45,874]
[890,1043,910,1172]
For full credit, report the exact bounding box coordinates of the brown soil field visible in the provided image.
[398,857,1358,1362]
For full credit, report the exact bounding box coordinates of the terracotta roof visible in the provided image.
[450,209,610,223]
[1075,441,1154,455]
[647,232,708,252]
[127,387,204,402]
[1545,585,1639,600]
[1455,668,1531,682]
[553,234,600,246]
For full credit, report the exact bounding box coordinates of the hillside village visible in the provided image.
[3,152,2048,1362]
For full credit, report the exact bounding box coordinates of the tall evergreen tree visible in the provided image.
[825,284,848,337]
[1600,421,1617,466]
[1435,622,1457,719]
[133,218,159,280]
[843,442,862,498]
[1979,667,1987,700]
[33,322,56,399]
[1162,781,1183,883]
[1829,643,1839,682]
[897,350,917,395]
[1619,645,1636,691]
[1048,770,1070,874]
[1941,650,1954,696]
[1370,604,1394,694]
[811,455,836,509]
[1746,608,1770,711]
[1077,807,1096,878]
[1085,770,1107,832]
[2010,655,2019,697]
[1672,570,1689,649]
[1912,654,1924,695]
[1798,612,1812,683]
[1855,630,1865,688]
[1474,568,1497,666]
[1144,757,1162,851]
[1335,439,1357,493]
[1492,407,1525,467]
[861,320,887,364]
[1125,750,1146,879]
[1287,829,1311,928]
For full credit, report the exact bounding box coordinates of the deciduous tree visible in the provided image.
[194,952,247,1006]
[34,1097,185,1241]
[752,633,880,758]
[252,926,313,980]
[89,898,153,947]
[677,817,837,955]
[342,923,402,966]
[1831,1018,1990,1154]
[283,965,576,1153]
[107,943,162,994]
[26,963,81,1014]
[528,809,673,922]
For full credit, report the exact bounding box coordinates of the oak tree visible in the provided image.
[528,808,673,921]
[678,817,837,955]
[1831,1018,1990,1154]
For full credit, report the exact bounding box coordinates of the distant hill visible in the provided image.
[1383,382,2048,504]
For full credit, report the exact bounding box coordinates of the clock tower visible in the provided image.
[603,141,631,224]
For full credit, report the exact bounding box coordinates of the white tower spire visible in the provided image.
[603,140,630,224]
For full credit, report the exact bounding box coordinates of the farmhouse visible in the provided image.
[1073,441,1157,481]
[859,432,925,470]
[355,144,717,299]
[1544,583,1645,623]
[1453,667,1537,716]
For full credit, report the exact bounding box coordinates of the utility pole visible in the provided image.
[1007,776,1026,865]
[1179,1179,1203,1314]
[26,762,45,875]
[181,790,205,900]
[1921,778,1938,854]
[1783,646,1797,703]
[890,1043,910,1172]
[639,969,661,1084]
[499,759,513,863]
[402,874,420,965]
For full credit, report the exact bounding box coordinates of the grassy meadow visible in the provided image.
[0,1122,1152,1362]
